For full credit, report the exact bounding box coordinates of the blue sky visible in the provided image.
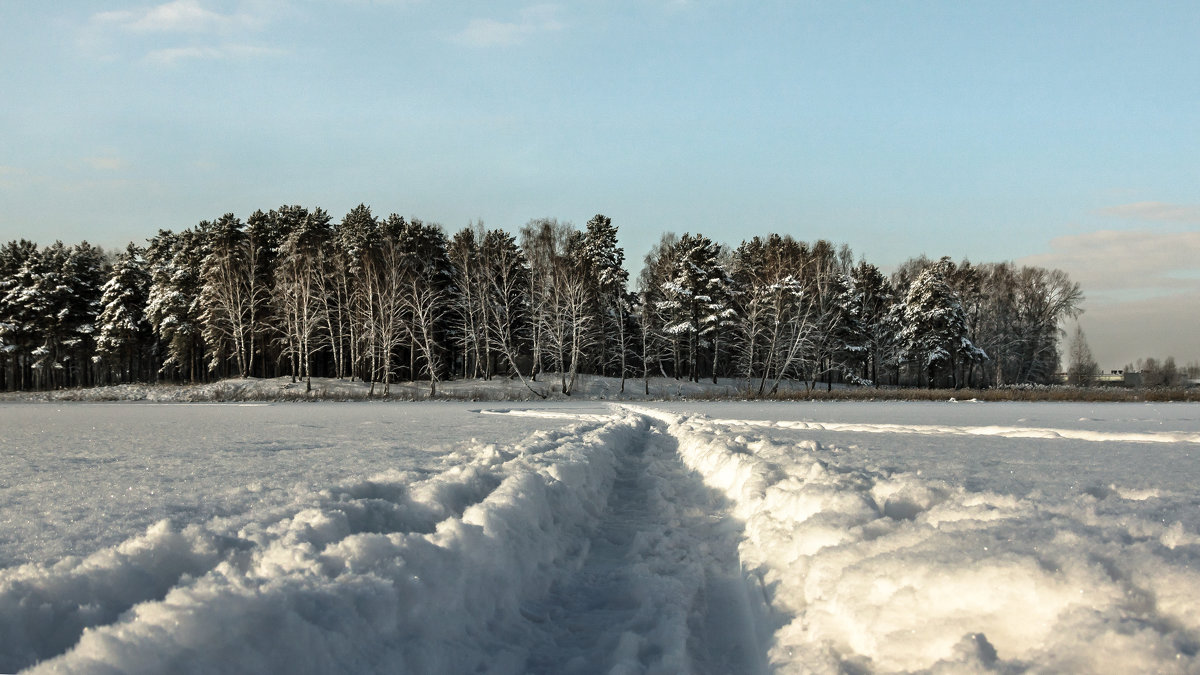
[2,1,1198,368]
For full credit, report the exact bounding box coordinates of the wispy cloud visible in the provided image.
[94,0,265,34]
[86,0,279,63]
[1098,201,1200,225]
[451,4,564,48]
[1020,229,1200,295]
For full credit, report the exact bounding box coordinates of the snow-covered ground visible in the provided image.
[1,400,1197,673]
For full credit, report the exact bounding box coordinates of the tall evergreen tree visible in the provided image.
[581,214,631,384]
[899,257,986,388]
[658,233,727,383]
[840,261,896,385]
[146,228,208,382]
[0,240,40,390]
[95,243,152,383]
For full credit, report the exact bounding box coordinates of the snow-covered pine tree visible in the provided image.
[0,240,40,390]
[61,241,108,387]
[899,257,985,388]
[728,237,771,389]
[242,210,281,378]
[840,261,895,386]
[146,227,208,383]
[25,242,71,388]
[660,233,726,383]
[637,233,681,382]
[581,214,631,385]
[95,243,152,383]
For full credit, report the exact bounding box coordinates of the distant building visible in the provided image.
[1092,369,1142,387]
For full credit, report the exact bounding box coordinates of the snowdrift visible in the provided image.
[6,417,644,673]
[638,407,1200,672]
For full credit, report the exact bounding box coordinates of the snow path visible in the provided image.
[9,409,772,674]
[520,418,767,674]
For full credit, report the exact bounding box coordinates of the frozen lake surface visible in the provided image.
[1,400,1197,673]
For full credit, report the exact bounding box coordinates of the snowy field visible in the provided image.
[1,400,1198,673]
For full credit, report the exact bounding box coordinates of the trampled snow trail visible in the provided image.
[519,418,768,674]
[7,409,770,674]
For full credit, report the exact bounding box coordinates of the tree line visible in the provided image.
[0,206,1085,394]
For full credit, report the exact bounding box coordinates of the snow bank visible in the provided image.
[716,417,1200,444]
[10,415,646,674]
[641,408,1200,673]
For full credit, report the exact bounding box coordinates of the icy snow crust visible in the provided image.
[1,401,1198,673]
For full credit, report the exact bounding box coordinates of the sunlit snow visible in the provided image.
[1,396,1197,673]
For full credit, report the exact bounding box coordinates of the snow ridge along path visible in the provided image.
[9,409,771,674]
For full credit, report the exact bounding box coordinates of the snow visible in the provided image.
[1,397,1198,673]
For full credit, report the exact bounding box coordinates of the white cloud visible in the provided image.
[451,4,564,47]
[1019,229,1200,294]
[86,1,278,63]
[1098,201,1200,225]
[94,0,265,34]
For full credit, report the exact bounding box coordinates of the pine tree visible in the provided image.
[840,261,895,385]
[146,228,208,382]
[899,257,985,388]
[95,243,152,383]
[659,233,727,383]
[637,233,681,382]
[0,237,41,386]
[0,240,41,390]
[581,214,631,384]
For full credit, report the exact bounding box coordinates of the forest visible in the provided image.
[0,206,1086,395]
